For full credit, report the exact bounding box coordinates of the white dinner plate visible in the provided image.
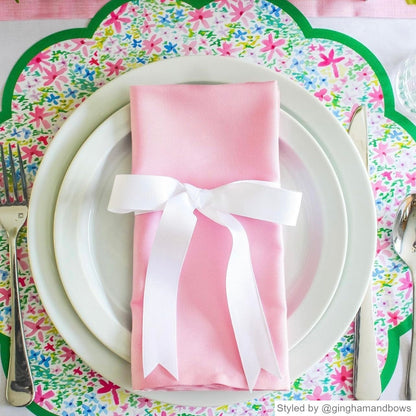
[53,105,347,362]
[28,55,376,406]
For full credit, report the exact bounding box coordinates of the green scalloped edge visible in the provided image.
[0,0,413,411]
[380,315,412,391]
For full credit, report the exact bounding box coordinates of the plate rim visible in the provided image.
[28,55,376,406]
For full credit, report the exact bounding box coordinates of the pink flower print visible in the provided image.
[143,35,163,54]
[18,275,27,288]
[28,107,55,130]
[97,379,120,405]
[314,88,331,102]
[37,135,49,146]
[50,365,62,375]
[103,4,131,33]
[25,317,51,342]
[322,351,336,362]
[34,385,55,410]
[15,73,26,93]
[260,33,286,61]
[70,38,95,57]
[28,292,38,305]
[200,37,209,48]
[398,272,413,299]
[405,172,416,187]
[137,397,153,408]
[73,367,83,375]
[60,346,76,362]
[42,64,69,91]
[332,83,342,94]
[141,20,156,34]
[120,403,129,412]
[89,55,99,66]
[217,41,240,57]
[357,66,372,82]
[376,309,385,318]
[373,142,395,165]
[14,114,24,125]
[306,386,332,400]
[16,247,29,270]
[387,310,402,326]
[330,365,353,391]
[128,3,140,17]
[21,144,43,163]
[368,85,384,109]
[382,171,393,181]
[318,49,344,78]
[28,50,51,73]
[260,406,274,416]
[142,8,152,20]
[12,102,20,112]
[371,179,389,195]
[0,288,11,306]
[87,369,97,378]
[230,1,255,24]
[45,342,55,352]
[182,41,197,55]
[378,352,387,366]
[339,76,349,85]
[376,237,391,257]
[188,8,214,30]
[105,58,126,77]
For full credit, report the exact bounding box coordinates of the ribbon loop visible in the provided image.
[108,174,302,390]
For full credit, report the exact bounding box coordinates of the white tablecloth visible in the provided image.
[0,15,415,414]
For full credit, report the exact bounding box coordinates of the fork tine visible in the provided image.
[8,144,19,203]
[17,144,28,203]
[0,144,11,204]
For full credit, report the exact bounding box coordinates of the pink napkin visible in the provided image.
[290,0,416,18]
[129,81,289,391]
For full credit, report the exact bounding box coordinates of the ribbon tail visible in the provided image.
[201,207,281,391]
[227,217,281,391]
[142,192,197,379]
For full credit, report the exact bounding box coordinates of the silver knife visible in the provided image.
[348,105,381,400]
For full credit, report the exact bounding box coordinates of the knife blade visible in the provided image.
[348,105,381,400]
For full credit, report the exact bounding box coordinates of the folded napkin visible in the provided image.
[109,81,302,391]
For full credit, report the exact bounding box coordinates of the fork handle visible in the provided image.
[6,236,34,407]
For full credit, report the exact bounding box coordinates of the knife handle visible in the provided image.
[353,286,381,400]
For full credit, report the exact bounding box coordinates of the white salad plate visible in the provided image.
[53,105,347,362]
[28,55,376,406]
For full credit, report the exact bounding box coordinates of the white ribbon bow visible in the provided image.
[108,174,302,390]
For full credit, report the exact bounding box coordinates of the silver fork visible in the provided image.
[0,143,34,406]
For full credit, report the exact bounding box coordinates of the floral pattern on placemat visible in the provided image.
[0,0,415,414]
